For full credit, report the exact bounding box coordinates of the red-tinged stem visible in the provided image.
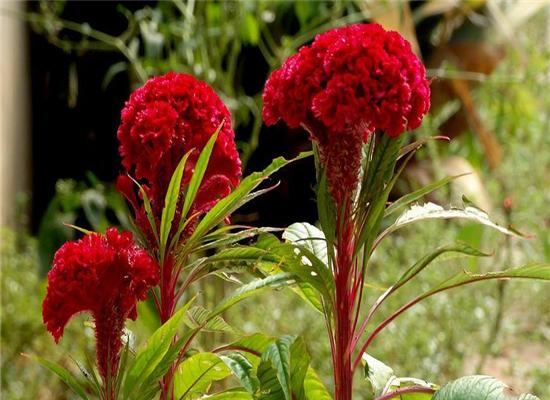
[159,255,177,400]
[333,202,355,400]
[374,386,436,400]
[160,257,176,324]
[352,273,517,371]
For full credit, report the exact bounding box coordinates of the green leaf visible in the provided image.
[127,175,159,246]
[219,333,276,357]
[379,202,526,243]
[380,264,550,341]
[135,335,195,400]
[209,273,295,319]
[195,227,282,253]
[217,334,327,400]
[140,184,159,245]
[202,388,253,399]
[123,296,195,399]
[397,135,449,160]
[303,367,332,400]
[362,353,396,396]
[220,353,259,394]
[367,243,490,320]
[433,375,540,399]
[24,354,89,399]
[288,336,310,400]
[184,305,236,334]
[356,135,406,253]
[384,174,467,217]
[316,168,336,246]
[240,12,260,44]
[383,377,437,399]
[282,223,334,313]
[394,243,490,288]
[282,222,328,266]
[180,122,223,222]
[159,150,192,257]
[187,152,311,250]
[173,352,231,400]
[257,336,310,400]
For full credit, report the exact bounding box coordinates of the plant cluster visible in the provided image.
[34,23,549,400]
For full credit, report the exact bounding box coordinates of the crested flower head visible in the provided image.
[263,24,430,203]
[117,72,242,243]
[42,228,158,380]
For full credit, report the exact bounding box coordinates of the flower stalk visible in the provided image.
[262,23,430,400]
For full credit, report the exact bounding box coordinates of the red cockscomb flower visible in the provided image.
[117,72,241,244]
[263,24,430,204]
[42,228,158,380]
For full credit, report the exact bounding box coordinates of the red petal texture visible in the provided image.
[262,24,430,203]
[42,228,158,380]
[117,72,241,244]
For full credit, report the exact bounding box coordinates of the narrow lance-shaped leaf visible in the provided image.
[159,150,192,259]
[127,175,159,247]
[180,121,224,222]
[208,273,295,320]
[355,263,550,369]
[24,354,90,400]
[364,243,490,323]
[384,173,468,218]
[200,389,253,400]
[185,152,312,251]
[378,201,526,246]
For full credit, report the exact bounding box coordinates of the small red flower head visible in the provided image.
[263,24,430,203]
[42,228,158,380]
[117,72,242,243]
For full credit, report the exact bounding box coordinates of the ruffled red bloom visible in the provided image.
[263,24,430,203]
[42,228,158,380]
[117,72,242,243]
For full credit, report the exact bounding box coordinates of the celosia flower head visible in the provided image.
[42,228,158,379]
[117,72,241,243]
[263,24,430,203]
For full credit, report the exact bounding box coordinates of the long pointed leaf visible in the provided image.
[378,202,526,245]
[180,121,223,221]
[357,263,550,367]
[209,273,295,319]
[365,243,490,324]
[123,296,196,398]
[186,152,311,250]
[24,354,89,399]
[384,174,468,217]
[159,150,192,257]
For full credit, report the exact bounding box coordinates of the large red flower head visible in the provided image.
[42,228,158,380]
[263,24,430,203]
[117,72,241,243]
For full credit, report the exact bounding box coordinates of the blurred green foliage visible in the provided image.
[36,174,129,276]
[3,1,549,399]
[28,0,368,167]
